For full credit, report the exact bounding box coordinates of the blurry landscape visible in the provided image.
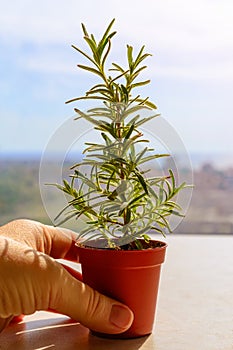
[0,154,233,235]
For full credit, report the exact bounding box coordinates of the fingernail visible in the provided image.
[109,305,134,330]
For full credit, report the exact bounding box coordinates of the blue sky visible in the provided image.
[1,0,233,165]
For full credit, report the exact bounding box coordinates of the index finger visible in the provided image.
[0,219,79,261]
[42,224,79,261]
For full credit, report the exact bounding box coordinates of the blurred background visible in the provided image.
[1,0,233,234]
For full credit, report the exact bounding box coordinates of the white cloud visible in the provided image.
[1,0,233,156]
[1,0,232,50]
[1,0,232,82]
[155,60,233,80]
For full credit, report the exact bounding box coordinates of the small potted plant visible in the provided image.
[53,19,188,338]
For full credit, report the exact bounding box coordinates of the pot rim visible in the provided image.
[76,239,167,271]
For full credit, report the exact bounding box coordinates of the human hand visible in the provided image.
[0,219,134,334]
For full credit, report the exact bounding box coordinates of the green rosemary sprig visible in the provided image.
[53,19,188,248]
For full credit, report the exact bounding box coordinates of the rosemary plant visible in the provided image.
[54,19,187,249]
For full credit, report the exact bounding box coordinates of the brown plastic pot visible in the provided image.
[77,239,167,339]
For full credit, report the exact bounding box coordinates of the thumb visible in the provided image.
[51,264,134,334]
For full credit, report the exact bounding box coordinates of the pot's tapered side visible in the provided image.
[77,240,167,339]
